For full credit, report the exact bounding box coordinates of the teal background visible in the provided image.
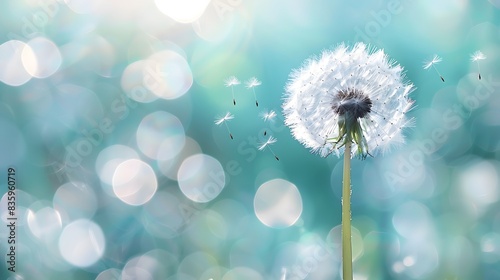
[1,0,500,279]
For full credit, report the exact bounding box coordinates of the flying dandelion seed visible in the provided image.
[258,135,279,161]
[423,54,445,82]
[282,42,414,280]
[471,50,486,80]
[260,109,277,136]
[215,112,235,139]
[245,77,262,106]
[224,76,240,105]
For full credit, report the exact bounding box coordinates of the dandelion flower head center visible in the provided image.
[332,88,373,120]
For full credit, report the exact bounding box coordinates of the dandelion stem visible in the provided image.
[252,88,258,106]
[268,146,279,161]
[342,141,353,280]
[432,65,445,82]
[477,62,482,80]
[224,122,233,139]
[231,87,236,105]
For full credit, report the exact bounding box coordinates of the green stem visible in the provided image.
[342,141,353,280]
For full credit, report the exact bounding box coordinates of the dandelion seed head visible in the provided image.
[245,77,262,88]
[423,54,442,70]
[260,110,277,122]
[224,76,240,87]
[214,112,234,125]
[471,50,486,62]
[258,135,277,150]
[282,42,414,158]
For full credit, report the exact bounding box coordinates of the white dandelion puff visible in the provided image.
[215,112,234,139]
[245,77,262,106]
[224,76,240,105]
[283,42,415,158]
[470,50,486,80]
[258,135,279,161]
[423,54,445,82]
[260,109,277,135]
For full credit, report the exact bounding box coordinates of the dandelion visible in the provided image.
[260,109,277,136]
[282,42,414,280]
[245,77,262,106]
[423,54,445,82]
[471,50,486,80]
[258,135,279,161]
[215,112,235,139]
[224,76,240,105]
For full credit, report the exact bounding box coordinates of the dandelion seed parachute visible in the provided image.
[215,112,235,139]
[423,54,442,70]
[423,54,445,82]
[261,109,277,136]
[471,50,486,62]
[224,76,240,105]
[246,77,262,107]
[282,42,414,158]
[258,135,277,150]
[261,110,277,122]
[258,135,279,160]
[471,51,486,80]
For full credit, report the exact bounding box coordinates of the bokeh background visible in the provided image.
[1,0,500,279]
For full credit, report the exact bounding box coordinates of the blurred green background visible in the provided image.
[1,0,500,279]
